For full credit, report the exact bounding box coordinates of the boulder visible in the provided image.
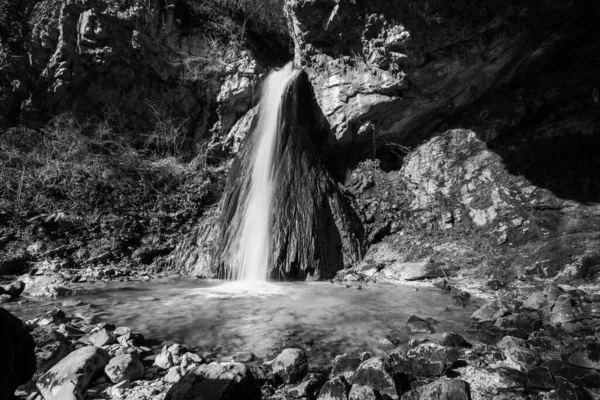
[88,328,117,347]
[406,315,432,333]
[105,354,145,383]
[37,346,109,400]
[438,333,469,348]
[568,343,600,371]
[389,342,459,378]
[31,326,73,378]
[400,378,470,400]
[165,362,254,400]
[351,357,397,399]
[267,348,309,384]
[0,280,25,297]
[498,336,541,368]
[348,384,379,400]
[0,308,36,400]
[317,375,351,400]
[331,353,371,381]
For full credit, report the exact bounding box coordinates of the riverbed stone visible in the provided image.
[165,362,252,400]
[154,346,175,369]
[472,299,510,321]
[351,357,397,399]
[400,378,470,400]
[348,384,379,400]
[406,315,432,333]
[498,336,541,367]
[268,348,308,384]
[37,346,109,400]
[317,375,351,400]
[105,354,145,383]
[0,308,36,400]
[526,366,555,390]
[331,353,371,381]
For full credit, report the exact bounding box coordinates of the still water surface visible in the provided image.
[7,278,476,369]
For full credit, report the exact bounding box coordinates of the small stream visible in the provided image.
[6,278,476,369]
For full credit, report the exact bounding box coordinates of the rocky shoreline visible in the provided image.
[3,269,600,400]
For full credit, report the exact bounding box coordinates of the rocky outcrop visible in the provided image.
[0,308,36,400]
[285,0,596,150]
[217,71,364,279]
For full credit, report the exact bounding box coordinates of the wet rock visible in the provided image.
[486,280,506,291]
[165,362,253,400]
[351,357,397,399]
[317,375,351,400]
[331,353,371,381]
[31,326,73,376]
[117,332,145,347]
[568,342,600,371]
[267,348,308,384]
[114,326,132,336]
[400,378,470,400]
[58,323,85,339]
[0,308,36,400]
[232,352,256,363]
[348,384,379,400]
[472,300,510,321]
[0,280,25,297]
[105,354,145,383]
[438,332,469,348]
[88,328,117,347]
[37,346,109,400]
[39,307,66,326]
[406,315,432,333]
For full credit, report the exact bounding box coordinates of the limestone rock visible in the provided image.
[0,308,36,400]
[165,362,253,400]
[267,348,308,384]
[351,357,397,399]
[105,354,145,383]
[331,353,371,381]
[400,378,470,400]
[37,346,109,400]
[348,384,379,400]
[317,375,351,400]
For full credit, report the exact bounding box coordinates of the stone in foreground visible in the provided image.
[105,354,145,383]
[348,384,379,400]
[317,375,351,400]
[165,362,255,400]
[37,345,109,400]
[267,348,308,384]
[400,378,470,400]
[351,357,398,399]
[0,308,36,400]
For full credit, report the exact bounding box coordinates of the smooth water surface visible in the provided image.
[7,279,476,369]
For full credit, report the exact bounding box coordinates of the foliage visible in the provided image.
[0,113,226,263]
[0,0,36,54]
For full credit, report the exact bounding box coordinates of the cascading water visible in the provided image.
[227,62,297,282]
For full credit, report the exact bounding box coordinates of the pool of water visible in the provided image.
[5,278,476,369]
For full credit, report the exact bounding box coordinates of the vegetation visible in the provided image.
[0,113,226,268]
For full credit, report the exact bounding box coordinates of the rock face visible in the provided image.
[37,345,109,400]
[284,0,593,148]
[0,308,36,400]
[216,72,364,279]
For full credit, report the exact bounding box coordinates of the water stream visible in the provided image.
[6,279,476,369]
[227,63,298,281]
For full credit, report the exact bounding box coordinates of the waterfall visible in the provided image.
[227,62,298,281]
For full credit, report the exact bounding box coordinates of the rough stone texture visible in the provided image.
[331,353,371,381]
[438,333,469,348]
[390,342,459,379]
[285,0,593,149]
[267,348,309,384]
[0,280,25,297]
[105,354,145,383]
[165,362,255,400]
[31,326,73,379]
[217,72,364,279]
[37,345,109,400]
[400,378,470,400]
[317,375,351,400]
[0,308,36,400]
[351,357,397,399]
[472,300,510,322]
[568,343,600,371]
[348,384,379,400]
